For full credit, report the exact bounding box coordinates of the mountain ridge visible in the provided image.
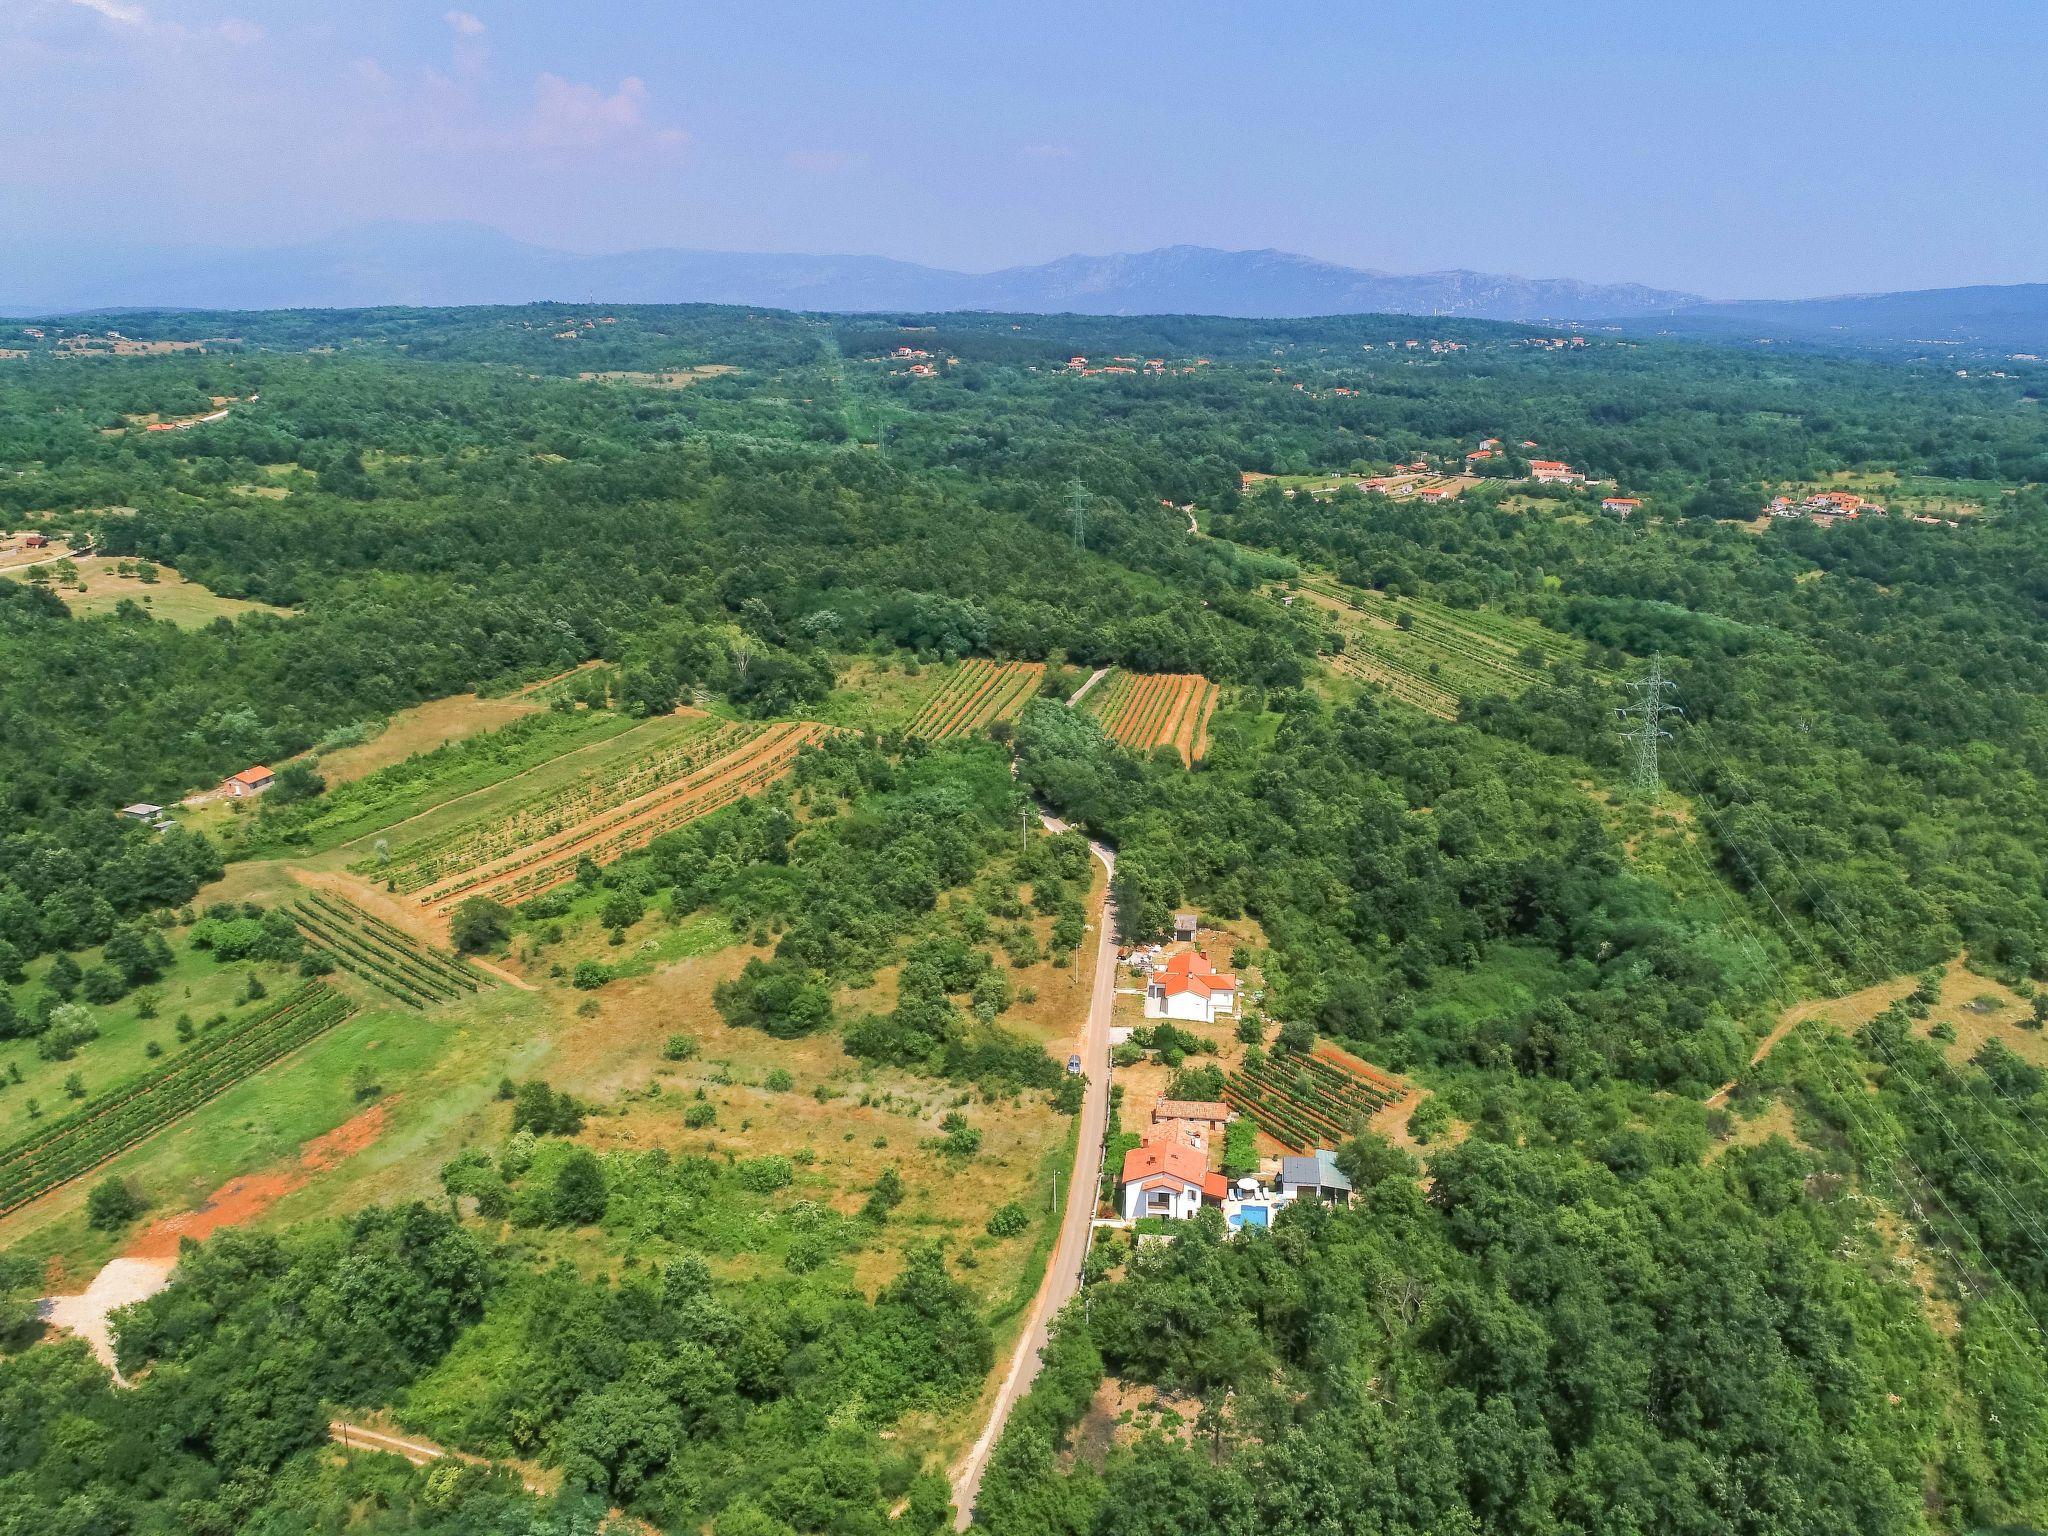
[0,222,1700,323]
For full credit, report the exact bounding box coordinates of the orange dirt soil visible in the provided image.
[123,1100,391,1259]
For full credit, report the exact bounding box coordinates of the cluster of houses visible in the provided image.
[1118,1101,1352,1228]
[1766,491,1885,523]
[1061,355,1210,378]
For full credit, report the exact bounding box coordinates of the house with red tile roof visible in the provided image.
[1529,460,1584,485]
[1601,497,1641,515]
[1119,1139,1228,1220]
[220,765,275,797]
[1145,950,1238,1024]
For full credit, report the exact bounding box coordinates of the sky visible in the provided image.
[3,0,2045,298]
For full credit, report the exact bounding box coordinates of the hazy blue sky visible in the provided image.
[4,0,2043,297]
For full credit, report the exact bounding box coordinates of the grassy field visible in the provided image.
[1299,574,1586,718]
[308,690,553,786]
[11,561,293,627]
[1,929,307,1127]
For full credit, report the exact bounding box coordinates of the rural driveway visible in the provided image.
[950,808,1117,1529]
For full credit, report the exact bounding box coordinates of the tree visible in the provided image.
[550,1147,608,1226]
[86,1176,146,1231]
[269,761,326,804]
[450,897,512,954]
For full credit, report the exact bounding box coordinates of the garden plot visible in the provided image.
[1299,575,1585,718]
[901,659,1045,740]
[0,983,359,1217]
[399,721,824,912]
[291,892,492,1009]
[1222,1045,1404,1152]
[1081,670,1218,765]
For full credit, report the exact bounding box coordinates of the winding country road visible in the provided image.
[950,810,1117,1528]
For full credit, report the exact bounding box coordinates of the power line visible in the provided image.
[1067,481,1090,552]
[1654,787,2048,1354]
[1617,656,1679,797]
[1671,731,2048,1193]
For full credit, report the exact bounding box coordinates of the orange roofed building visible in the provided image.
[220,765,275,797]
[1145,949,1239,1024]
[1119,1139,1229,1220]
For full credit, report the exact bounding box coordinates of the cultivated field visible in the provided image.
[1081,670,1218,764]
[352,713,824,911]
[901,659,1045,740]
[291,892,493,1009]
[576,365,737,388]
[1223,1044,1405,1152]
[1300,574,1582,718]
[0,982,359,1218]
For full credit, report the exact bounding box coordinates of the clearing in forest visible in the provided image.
[354,715,825,913]
[1080,670,1218,765]
[1298,574,1582,719]
[901,659,1045,740]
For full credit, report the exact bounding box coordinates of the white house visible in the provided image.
[1119,1139,1226,1221]
[1529,460,1584,485]
[1144,949,1238,1024]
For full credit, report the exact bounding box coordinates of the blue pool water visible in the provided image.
[1230,1205,1272,1230]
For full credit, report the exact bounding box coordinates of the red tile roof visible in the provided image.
[230,766,274,785]
[1202,1171,1229,1201]
[1120,1140,1208,1188]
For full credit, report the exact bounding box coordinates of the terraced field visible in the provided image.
[901,659,1045,740]
[1081,670,1218,765]
[1299,575,1586,719]
[292,892,492,1008]
[407,720,825,912]
[1222,1046,1403,1152]
[0,983,359,1216]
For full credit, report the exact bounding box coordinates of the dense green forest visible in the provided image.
[2,303,2046,1533]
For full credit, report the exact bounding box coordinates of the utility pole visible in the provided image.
[1617,657,1679,797]
[1067,481,1089,552]
[1020,805,1031,856]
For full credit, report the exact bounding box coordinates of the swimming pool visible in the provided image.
[1229,1204,1272,1230]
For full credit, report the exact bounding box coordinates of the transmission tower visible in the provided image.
[1617,657,1679,796]
[1067,481,1089,551]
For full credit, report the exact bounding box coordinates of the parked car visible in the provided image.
[1067,1053,1083,1075]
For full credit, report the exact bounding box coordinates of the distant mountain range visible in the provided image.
[0,222,1696,324]
[2,222,2044,351]
[1612,285,2048,354]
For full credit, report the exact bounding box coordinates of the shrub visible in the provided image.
[683,1101,716,1129]
[451,897,513,954]
[1409,1095,1452,1145]
[571,960,612,990]
[663,1033,700,1061]
[549,1148,608,1226]
[764,1068,794,1092]
[736,1155,794,1192]
[986,1203,1029,1238]
[86,1177,146,1232]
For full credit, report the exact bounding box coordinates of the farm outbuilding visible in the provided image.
[221,765,275,797]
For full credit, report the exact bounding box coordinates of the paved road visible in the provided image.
[951,811,1117,1528]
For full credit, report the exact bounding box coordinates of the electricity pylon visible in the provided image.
[1618,657,1679,796]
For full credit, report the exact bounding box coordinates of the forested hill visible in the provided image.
[3,303,2048,1534]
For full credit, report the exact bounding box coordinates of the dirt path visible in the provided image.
[1066,667,1110,707]
[951,813,1116,1529]
[329,1420,553,1496]
[1704,973,1919,1108]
